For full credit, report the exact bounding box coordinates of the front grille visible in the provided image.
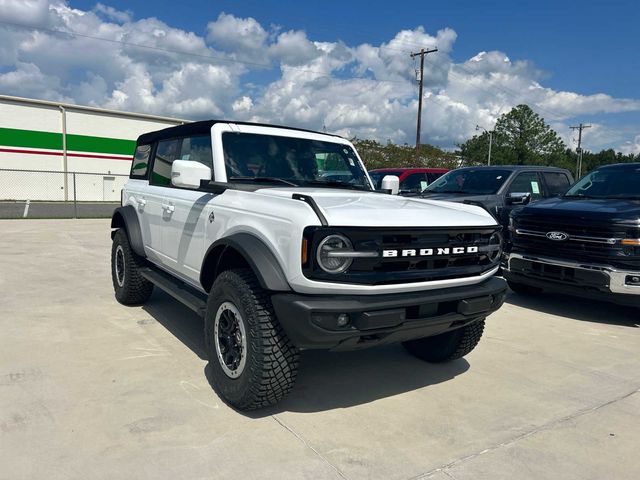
[303,226,501,285]
[512,217,640,269]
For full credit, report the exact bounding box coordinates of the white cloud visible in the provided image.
[0,4,638,153]
[619,134,640,155]
[94,3,131,24]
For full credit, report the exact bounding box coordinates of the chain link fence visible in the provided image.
[0,168,128,219]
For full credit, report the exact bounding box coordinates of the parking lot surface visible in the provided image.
[1,219,639,480]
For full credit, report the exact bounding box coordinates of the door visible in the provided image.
[500,171,543,225]
[102,176,117,201]
[146,138,181,263]
[161,135,215,284]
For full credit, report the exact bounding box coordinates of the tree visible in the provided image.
[458,104,567,167]
[353,139,460,170]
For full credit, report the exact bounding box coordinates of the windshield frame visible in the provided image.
[423,168,514,195]
[216,125,373,191]
[564,166,640,200]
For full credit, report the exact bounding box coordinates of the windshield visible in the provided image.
[368,170,403,189]
[222,132,371,189]
[565,166,640,199]
[424,169,512,195]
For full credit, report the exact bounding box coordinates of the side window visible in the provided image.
[400,173,428,192]
[130,144,151,178]
[179,135,213,168]
[543,172,571,196]
[507,172,542,200]
[151,138,180,186]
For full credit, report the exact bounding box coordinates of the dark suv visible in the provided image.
[420,166,574,228]
[504,163,640,306]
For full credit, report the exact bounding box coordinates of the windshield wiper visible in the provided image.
[563,194,599,199]
[229,176,298,187]
[603,195,640,200]
[303,180,369,191]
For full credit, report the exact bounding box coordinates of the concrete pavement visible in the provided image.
[1,219,638,480]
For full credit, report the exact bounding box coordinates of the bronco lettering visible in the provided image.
[382,246,479,258]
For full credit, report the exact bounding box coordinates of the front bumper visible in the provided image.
[503,252,640,305]
[271,276,507,350]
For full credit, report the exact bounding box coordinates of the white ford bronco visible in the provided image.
[111,121,507,410]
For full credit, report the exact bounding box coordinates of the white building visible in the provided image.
[0,95,186,201]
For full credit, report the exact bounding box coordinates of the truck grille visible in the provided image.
[512,217,639,269]
[303,226,501,285]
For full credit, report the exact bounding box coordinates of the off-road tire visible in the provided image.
[507,280,542,295]
[111,229,153,305]
[403,319,485,363]
[205,268,299,410]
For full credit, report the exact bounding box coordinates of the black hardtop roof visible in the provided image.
[456,165,570,173]
[136,120,341,145]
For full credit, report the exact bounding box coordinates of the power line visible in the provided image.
[410,47,438,161]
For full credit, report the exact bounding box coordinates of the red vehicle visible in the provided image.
[368,168,449,193]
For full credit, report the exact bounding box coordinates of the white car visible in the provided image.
[111,121,507,410]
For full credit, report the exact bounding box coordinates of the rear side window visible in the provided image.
[543,172,571,196]
[131,144,151,178]
[151,138,180,186]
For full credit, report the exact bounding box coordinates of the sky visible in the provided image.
[0,0,639,154]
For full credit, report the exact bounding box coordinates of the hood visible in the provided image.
[517,197,640,225]
[255,187,497,227]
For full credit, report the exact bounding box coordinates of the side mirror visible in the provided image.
[506,192,531,205]
[381,175,400,195]
[171,160,211,189]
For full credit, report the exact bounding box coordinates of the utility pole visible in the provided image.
[476,124,493,166]
[570,123,591,178]
[410,47,438,162]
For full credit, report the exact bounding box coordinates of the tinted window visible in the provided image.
[427,172,445,184]
[131,144,151,178]
[543,172,571,196]
[151,138,180,186]
[179,135,213,168]
[508,172,542,200]
[425,169,511,195]
[400,173,428,192]
[369,170,403,189]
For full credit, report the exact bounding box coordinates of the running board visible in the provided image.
[140,267,208,317]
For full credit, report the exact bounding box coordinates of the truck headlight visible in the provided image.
[316,234,353,273]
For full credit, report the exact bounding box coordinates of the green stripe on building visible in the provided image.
[0,127,136,156]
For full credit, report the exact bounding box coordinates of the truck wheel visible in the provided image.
[403,320,485,363]
[111,229,153,305]
[507,280,542,295]
[204,268,299,410]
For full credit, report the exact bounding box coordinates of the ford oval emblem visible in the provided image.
[546,231,569,241]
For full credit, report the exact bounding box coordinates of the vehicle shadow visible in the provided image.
[143,290,470,414]
[234,348,470,418]
[505,290,640,327]
[142,289,207,360]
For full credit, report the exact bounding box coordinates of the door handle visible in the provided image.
[162,203,175,213]
[137,198,147,207]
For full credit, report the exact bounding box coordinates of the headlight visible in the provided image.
[487,232,503,262]
[316,234,353,274]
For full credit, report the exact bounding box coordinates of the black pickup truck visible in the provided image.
[419,165,574,229]
[504,163,640,306]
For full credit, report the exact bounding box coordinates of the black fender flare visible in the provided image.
[111,205,146,258]
[200,233,290,292]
